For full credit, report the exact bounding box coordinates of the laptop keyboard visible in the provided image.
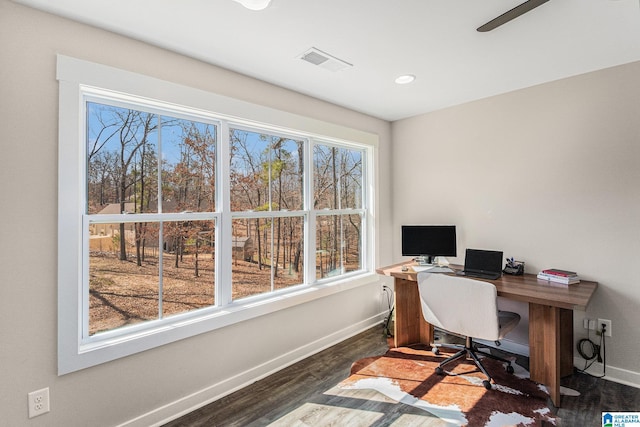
[462,271,501,280]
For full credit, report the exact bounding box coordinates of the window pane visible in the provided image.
[232,216,304,300]
[87,102,158,215]
[316,214,362,279]
[88,219,216,335]
[160,118,216,213]
[87,103,217,215]
[161,220,215,318]
[273,216,304,289]
[313,144,363,209]
[89,221,160,335]
[230,129,303,212]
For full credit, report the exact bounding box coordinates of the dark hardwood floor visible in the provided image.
[163,325,640,426]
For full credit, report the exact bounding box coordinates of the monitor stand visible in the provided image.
[415,256,434,266]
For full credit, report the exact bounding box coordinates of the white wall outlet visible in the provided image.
[597,318,612,337]
[28,387,50,418]
[583,318,597,330]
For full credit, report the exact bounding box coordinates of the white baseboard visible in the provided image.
[117,313,386,427]
[481,341,640,389]
[476,341,640,390]
[574,357,640,389]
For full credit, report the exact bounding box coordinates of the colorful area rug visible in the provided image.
[339,345,558,426]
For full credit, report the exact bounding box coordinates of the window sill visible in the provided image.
[62,271,378,374]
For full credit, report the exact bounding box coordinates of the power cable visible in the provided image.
[382,285,394,337]
[576,322,607,378]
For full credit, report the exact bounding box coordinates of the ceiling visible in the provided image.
[14,0,640,121]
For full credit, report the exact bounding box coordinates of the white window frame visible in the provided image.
[57,55,378,374]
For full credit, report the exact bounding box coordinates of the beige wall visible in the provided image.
[0,1,393,425]
[392,61,640,384]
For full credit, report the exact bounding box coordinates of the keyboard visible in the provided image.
[412,265,454,273]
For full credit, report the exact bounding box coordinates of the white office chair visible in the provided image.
[417,272,521,390]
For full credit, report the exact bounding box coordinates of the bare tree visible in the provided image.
[87,104,158,261]
[230,130,266,269]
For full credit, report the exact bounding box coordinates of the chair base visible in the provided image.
[433,336,515,389]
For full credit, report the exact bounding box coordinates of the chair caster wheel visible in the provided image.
[483,380,492,390]
[506,365,514,374]
[432,347,440,355]
[435,367,444,375]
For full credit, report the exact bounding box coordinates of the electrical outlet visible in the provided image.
[598,318,612,337]
[583,318,597,330]
[28,388,50,418]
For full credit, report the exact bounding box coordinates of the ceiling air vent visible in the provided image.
[298,47,352,72]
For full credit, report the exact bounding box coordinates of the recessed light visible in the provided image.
[395,74,416,85]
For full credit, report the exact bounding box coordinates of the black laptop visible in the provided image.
[457,249,503,280]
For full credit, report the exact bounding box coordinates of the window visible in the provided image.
[229,128,306,300]
[85,101,218,336]
[313,144,364,279]
[57,55,376,374]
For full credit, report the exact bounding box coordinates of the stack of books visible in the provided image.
[537,268,580,285]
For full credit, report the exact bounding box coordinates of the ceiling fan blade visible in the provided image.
[477,0,550,32]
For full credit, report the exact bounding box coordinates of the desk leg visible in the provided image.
[529,304,574,407]
[393,278,433,348]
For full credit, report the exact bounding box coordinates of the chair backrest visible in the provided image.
[417,273,501,341]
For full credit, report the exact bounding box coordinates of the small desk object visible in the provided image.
[376,262,598,407]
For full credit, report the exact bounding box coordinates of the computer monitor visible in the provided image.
[401,225,457,265]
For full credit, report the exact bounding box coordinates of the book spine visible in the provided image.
[541,269,577,277]
[537,273,580,284]
[538,277,579,285]
[540,273,579,281]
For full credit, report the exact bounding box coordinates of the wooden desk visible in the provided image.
[376,262,598,407]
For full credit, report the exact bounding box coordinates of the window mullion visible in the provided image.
[157,114,164,319]
[305,139,316,284]
[363,146,373,272]
[268,139,274,290]
[270,219,275,291]
[218,121,232,305]
[82,215,91,340]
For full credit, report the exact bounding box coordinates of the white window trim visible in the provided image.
[57,55,378,374]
